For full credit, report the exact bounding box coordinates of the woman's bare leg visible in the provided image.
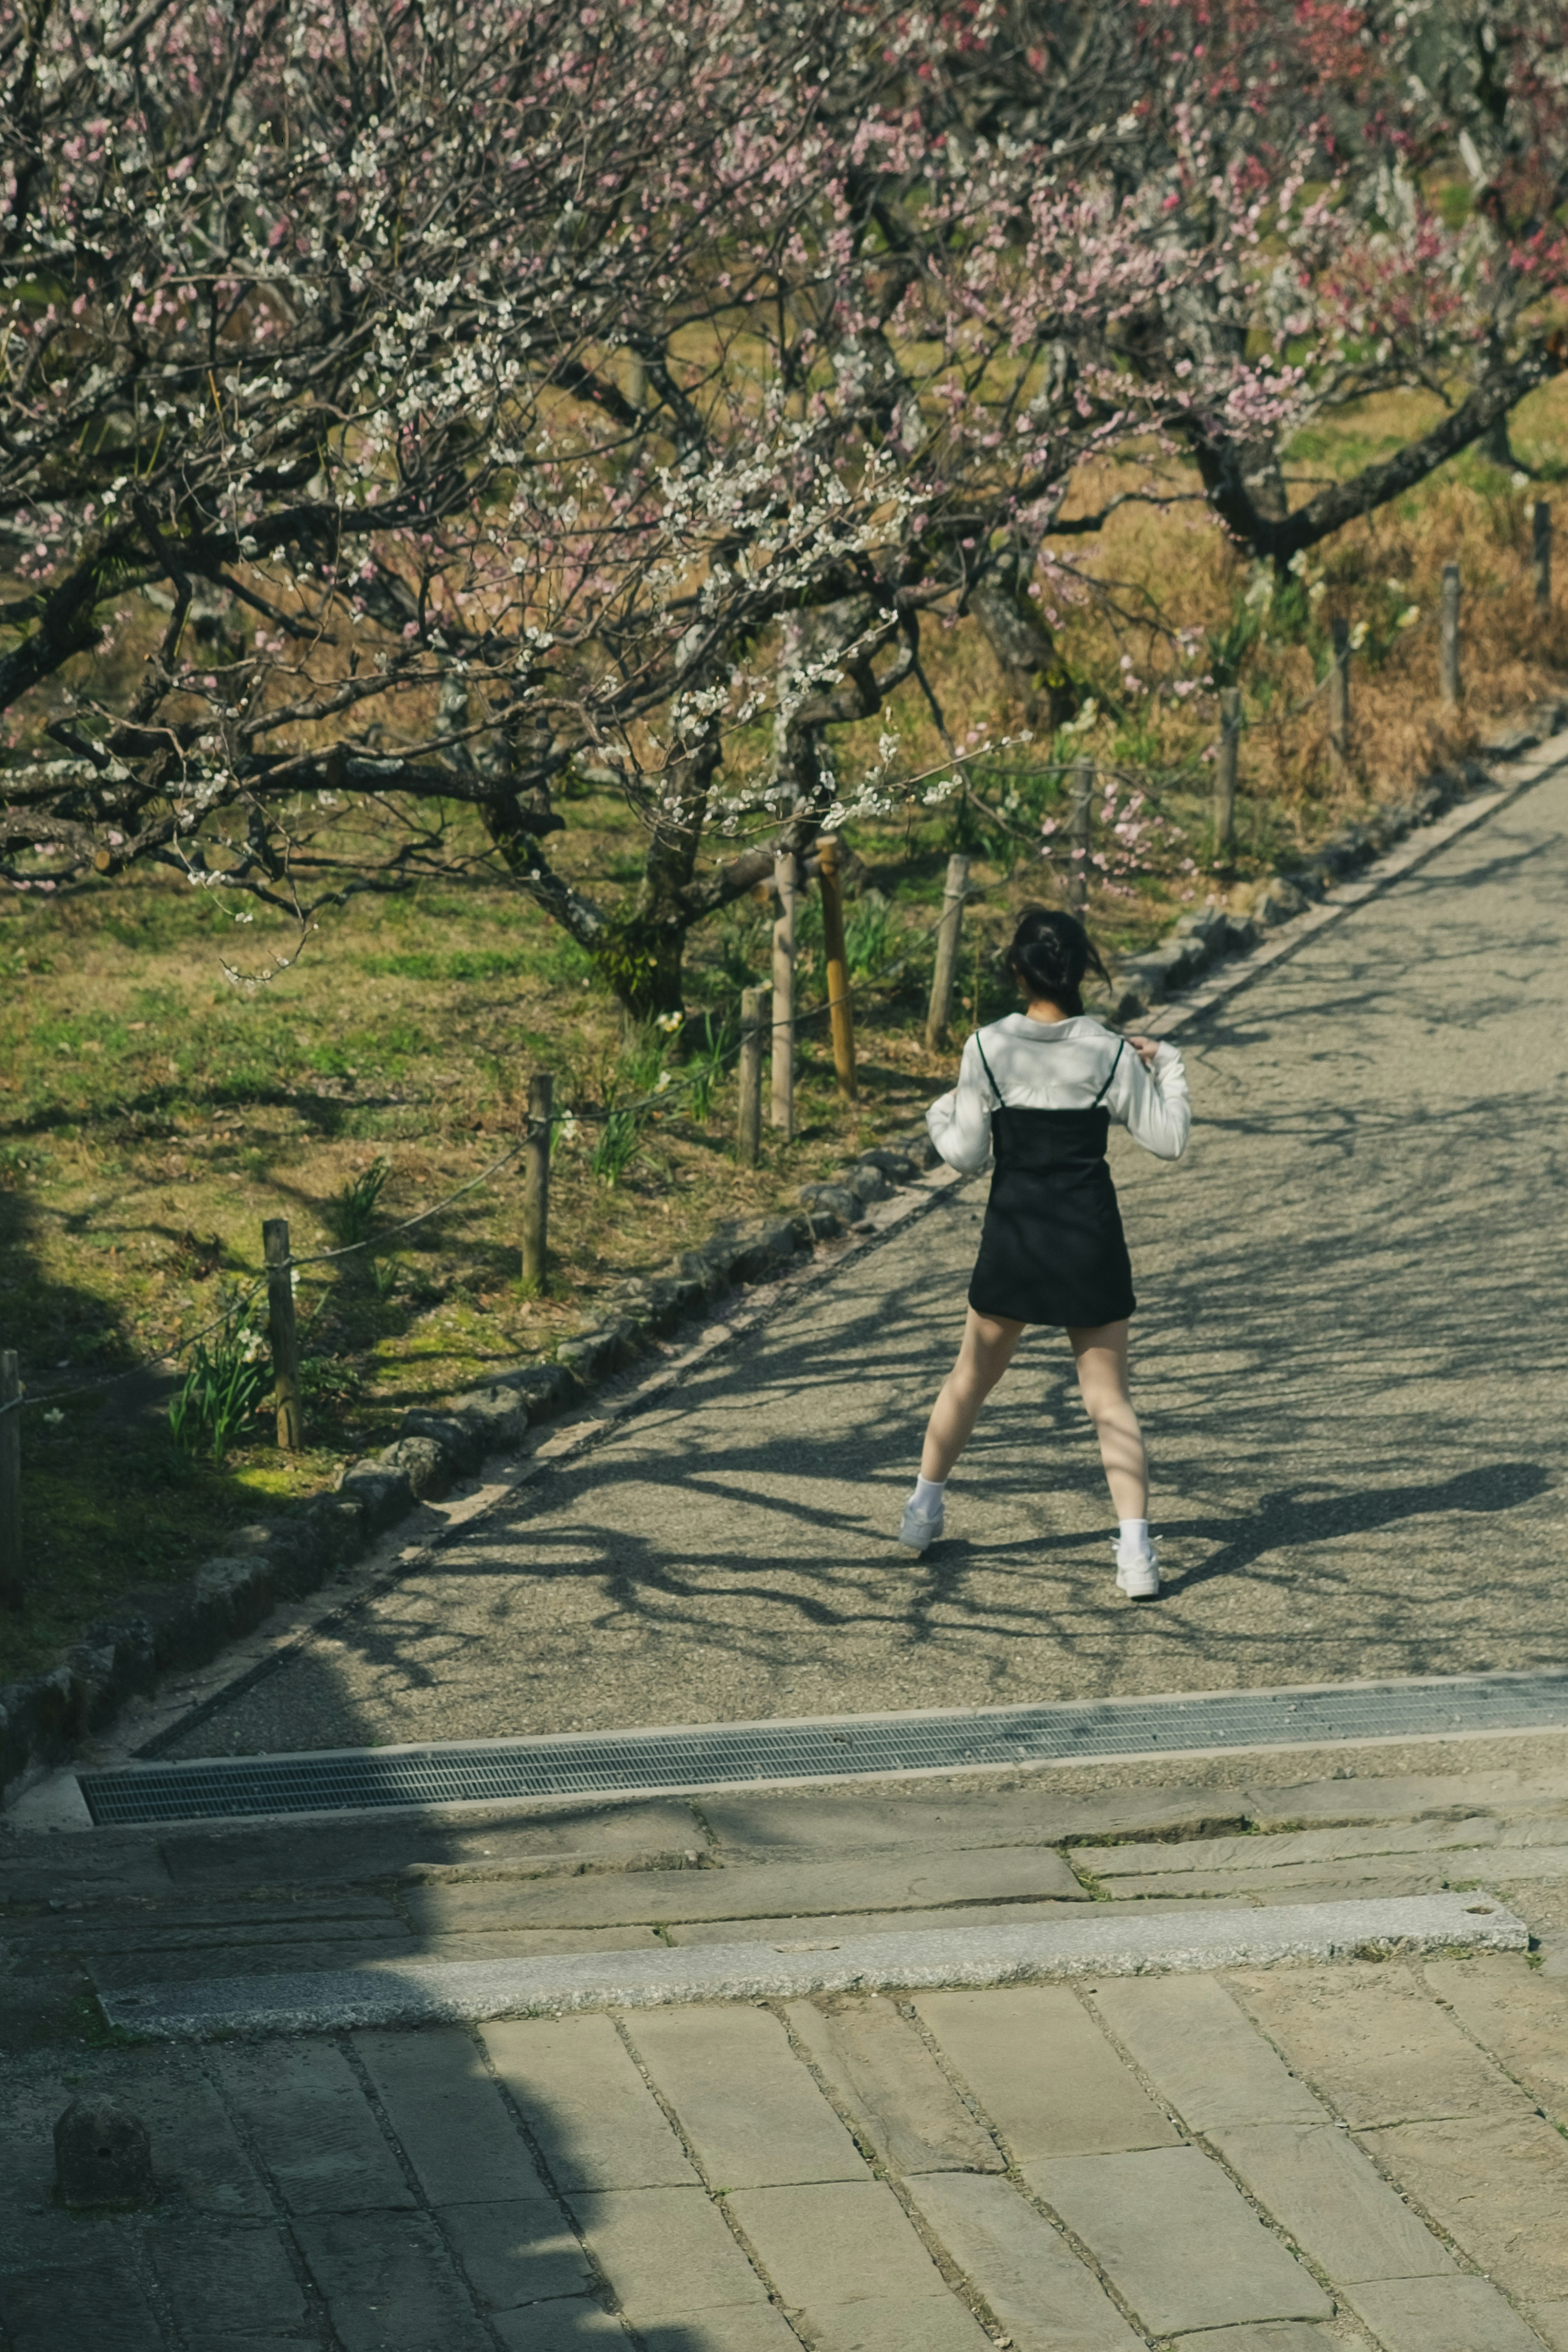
[1067,1319,1149,1519]
[919,1309,1026,1482]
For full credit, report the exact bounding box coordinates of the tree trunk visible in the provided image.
[970,549,1078,730]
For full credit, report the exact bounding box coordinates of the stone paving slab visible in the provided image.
[401,1844,1089,1933]
[1227,1966,1541,2127]
[1089,1975,1324,2129]
[210,2040,416,2214]
[913,1985,1178,2158]
[724,2180,991,2346]
[902,2169,1145,2352]
[479,2014,699,2192]
[626,2004,869,2189]
[1342,2275,1550,2352]
[1023,2146,1333,2334]
[1424,1954,1568,2124]
[566,2185,775,2323]
[782,1996,1004,2177]
[1208,2121,1457,2283]
[13,1910,1568,2351]
[352,2024,556,2205]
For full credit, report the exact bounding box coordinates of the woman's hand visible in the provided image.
[1128,1034,1160,1069]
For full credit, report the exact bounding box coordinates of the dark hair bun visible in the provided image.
[1005,907,1109,1019]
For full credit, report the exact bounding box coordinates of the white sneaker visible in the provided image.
[898,1500,944,1553]
[1113,1536,1160,1599]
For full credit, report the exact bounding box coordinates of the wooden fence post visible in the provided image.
[1440,562,1462,708]
[1068,760,1094,911]
[924,853,970,1052]
[263,1220,303,1452]
[770,850,796,1137]
[737,985,765,1165]
[0,1350,20,1608]
[521,1073,552,1293]
[1214,688,1241,864]
[1328,617,1352,772]
[1534,502,1552,611]
[817,835,857,1101]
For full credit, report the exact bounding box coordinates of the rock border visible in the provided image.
[0,1129,942,1803]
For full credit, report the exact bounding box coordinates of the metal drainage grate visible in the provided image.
[77,1669,1568,1827]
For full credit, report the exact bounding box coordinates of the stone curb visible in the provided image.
[0,1127,943,1806]
[1108,699,1568,1023]
[97,1891,1527,2039]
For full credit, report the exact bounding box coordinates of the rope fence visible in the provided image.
[0,523,1541,1595]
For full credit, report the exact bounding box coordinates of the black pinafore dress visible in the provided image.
[966,1033,1136,1329]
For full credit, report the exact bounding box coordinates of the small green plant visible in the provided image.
[843,890,897,980]
[330,1156,391,1247]
[679,1012,734,1125]
[167,1283,272,1467]
[589,1082,650,1186]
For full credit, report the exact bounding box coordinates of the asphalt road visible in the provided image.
[168,761,1568,1758]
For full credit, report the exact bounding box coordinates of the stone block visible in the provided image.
[145,2218,309,2336]
[565,2185,771,2322]
[783,1995,1003,2176]
[857,1149,917,1183]
[1209,2122,1455,2282]
[439,2197,592,2310]
[292,2209,493,2352]
[53,2096,153,2207]
[625,2003,867,2188]
[480,2014,698,2191]
[1260,876,1308,926]
[354,2026,552,2206]
[305,1491,368,1562]
[339,1462,414,1533]
[1343,2274,1547,2352]
[913,1985,1177,2157]
[212,2041,413,2214]
[1089,1977,1324,2129]
[1024,2147,1331,2335]
[848,1163,895,1203]
[800,1181,862,1229]
[905,2169,1144,2352]
[0,2258,164,2352]
[731,1214,801,1279]
[450,1385,531,1449]
[378,1433,450,1499]
[401,1409,487,1474]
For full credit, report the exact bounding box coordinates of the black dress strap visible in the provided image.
[1089,1038,1125,1108]
[973,1033,1006,1109]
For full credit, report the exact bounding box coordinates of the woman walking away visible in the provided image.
[902,907,1190,1599]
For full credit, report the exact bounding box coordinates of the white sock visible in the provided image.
[1118,1517,1151,1555]
[912,1476,947,1514]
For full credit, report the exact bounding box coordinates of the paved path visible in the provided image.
[160,758,1568,1762]
[8,1758,1568,2350]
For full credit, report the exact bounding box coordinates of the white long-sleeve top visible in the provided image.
[926,1012,1191,1175]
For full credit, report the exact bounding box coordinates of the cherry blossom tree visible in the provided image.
[3,0,1563,1014]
